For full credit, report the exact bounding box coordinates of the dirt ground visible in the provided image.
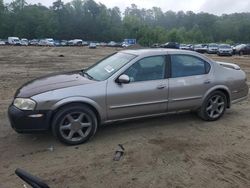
[0,46,250,188]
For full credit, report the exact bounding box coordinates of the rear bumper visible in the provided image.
[8,105,52,133]
[231,86,249,106]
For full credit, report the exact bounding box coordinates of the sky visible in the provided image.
[4,0,250,15]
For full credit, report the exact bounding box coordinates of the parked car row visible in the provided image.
[0,37,133,49]
[151,42,250,56]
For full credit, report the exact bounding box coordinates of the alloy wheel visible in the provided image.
[206,95,225,119]
[59,112,92,142]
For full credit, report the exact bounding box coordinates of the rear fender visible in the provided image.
[202,85,231,107]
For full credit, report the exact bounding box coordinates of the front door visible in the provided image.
[106,55,169,120]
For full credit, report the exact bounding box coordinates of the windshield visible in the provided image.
[85,52,136,81]
[219,45,231,49]
[209,44,218,47]
[195,44,202,48]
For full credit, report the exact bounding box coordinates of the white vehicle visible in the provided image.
[194,44,208,53]
[207,43,218,54]
[89,42,97,49]
[20,38,28,46]
[68,39,83,46]
[38,38,55,46]
[8,37,21,45]
[45,38,55,46]
[122,42,130,48]
[217,44,233,56]
[0,39,5,45]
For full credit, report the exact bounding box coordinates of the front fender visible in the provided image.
[51,96,106,122]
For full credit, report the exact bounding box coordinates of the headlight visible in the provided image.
[13,98,36,110]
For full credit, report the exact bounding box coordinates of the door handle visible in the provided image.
[204,80,211,84]
[157,84,166,89]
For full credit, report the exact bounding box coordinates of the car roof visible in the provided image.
[120,48,213,63]
[121,48,195,56]
[121,48,183,55]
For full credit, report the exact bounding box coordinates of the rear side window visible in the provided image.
[171,55,210,78]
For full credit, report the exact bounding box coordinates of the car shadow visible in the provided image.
[12,111,213,147]
[94,111,209,141]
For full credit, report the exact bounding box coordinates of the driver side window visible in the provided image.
[124,56,166,82]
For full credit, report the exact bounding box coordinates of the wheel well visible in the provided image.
[49,102,101,129]
[216,89,230,108]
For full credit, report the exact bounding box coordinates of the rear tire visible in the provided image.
[52,104,98,145]
[198,91,227,121]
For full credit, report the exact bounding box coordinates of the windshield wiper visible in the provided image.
[80,70,94,80]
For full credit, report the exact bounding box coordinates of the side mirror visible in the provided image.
[117,74,130,84]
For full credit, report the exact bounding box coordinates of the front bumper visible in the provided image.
[218,51,232,56]
[208,49,218,54]
[8,105,52,133]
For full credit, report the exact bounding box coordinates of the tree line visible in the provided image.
[0,0,250,46]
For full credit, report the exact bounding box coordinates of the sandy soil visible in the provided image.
[0,46,250,188]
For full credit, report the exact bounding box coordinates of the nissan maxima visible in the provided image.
[8,49,248,145]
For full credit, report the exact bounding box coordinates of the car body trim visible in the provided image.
[109,99,169,109]
[170,96,202,102]
[104,110,190,124]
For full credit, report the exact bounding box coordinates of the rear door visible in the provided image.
[106,55,169,120]
[168,54,212,111]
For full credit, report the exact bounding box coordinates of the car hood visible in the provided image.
[15,71,96,98]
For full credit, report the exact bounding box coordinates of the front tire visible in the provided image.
[52,104,98,145]
[198,91,227,121]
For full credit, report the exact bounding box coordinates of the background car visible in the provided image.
[217,44,233,56]
[38,38,55,46]
[29,39,39,46]
[107,41,118,47]
[82,41,89,46]
[8,49,248,145]
[54,40,61,46]
[20,38,28,46]
[60,40,68,46]
[151,43,160,48]
[0,39,5,45]
[89,42,97,49]
[237,44,250,55]
[161,42,180,49]
[8,37,21,45]
[180,44,193,50]
[194,44,208,53]
[207,43,218,54]
[122,42,131,48]
[68,39,83,46]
